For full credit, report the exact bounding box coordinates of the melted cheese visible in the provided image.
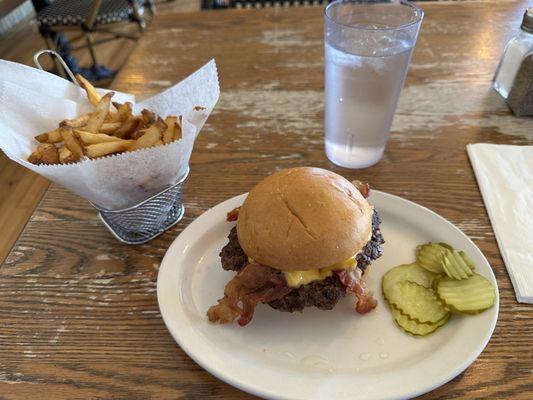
[283,256,357,288]
[248,230,373,288]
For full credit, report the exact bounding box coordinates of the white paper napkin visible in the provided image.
[467,143,533,304]
[0,59,219,210]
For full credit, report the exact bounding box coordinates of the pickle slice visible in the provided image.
[386,281,449,324]
[416,242,451,274]
[441,249,474,280]
[382,263,437,302]
[392,308,449,336]
[460,250,476,271]
[437,273,496,314]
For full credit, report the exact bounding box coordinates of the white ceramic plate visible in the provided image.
[157,191,499,400]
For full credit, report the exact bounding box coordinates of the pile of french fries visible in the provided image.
[28,74,184,165]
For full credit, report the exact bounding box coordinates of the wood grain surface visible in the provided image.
[1,1,533,399]
[0,153,48,264]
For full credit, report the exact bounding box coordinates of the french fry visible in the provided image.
[130,119,166,151]
[162,131,173,144]
[98,122,122,134]
[60,114,90,128]
[85,92,113,134]
[35,128,62,143]
[28,74,186,165]
[111,102,133,122]
[162,116,177,144]
[130,129,160,150]
[41,143,60,164]
[76,74,101,107]
[75,73,118,122]
[141,109,156,126]
[85,140,135,158]
[28,143,59,165]
[113,116,141,139]
[58,147,76,164]
[75,130,122,145]
[27,151,41,164]
[156,118,168,131]
[174,115,183,141]
[130,129,144,140]
[60,126,84,161]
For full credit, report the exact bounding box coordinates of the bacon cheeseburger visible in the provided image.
[207,167,384,326]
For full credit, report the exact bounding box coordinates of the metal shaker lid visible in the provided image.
[521,8,533,33]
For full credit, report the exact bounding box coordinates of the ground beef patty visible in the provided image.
[268,276,347,311]
[219,210,384,312]
[356,210,384,272]
[220,227,248,272]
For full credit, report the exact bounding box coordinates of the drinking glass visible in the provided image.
[324,0,423,168]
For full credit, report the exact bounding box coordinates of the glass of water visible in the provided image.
[324,0,423,168]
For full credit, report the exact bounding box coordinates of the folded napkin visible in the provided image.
[467,144,533,304]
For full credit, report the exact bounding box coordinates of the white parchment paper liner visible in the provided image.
[0,59,219,210]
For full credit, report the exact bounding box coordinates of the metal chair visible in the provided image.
[35,0,151,80]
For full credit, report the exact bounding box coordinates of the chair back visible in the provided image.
[85,0,103,28]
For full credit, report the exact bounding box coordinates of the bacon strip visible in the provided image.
[354,283,378,314]
[352,180,370,198]
[335,268,357,291]
[207,263,293,326]
[226,207,240,221]
[334,269,377,314]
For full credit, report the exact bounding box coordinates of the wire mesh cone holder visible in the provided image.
[90,168,189,244]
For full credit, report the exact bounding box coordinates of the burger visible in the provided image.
[207,167,384,326]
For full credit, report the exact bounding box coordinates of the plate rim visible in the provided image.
[157,190,499,400]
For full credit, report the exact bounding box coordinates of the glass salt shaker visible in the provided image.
[493,8,533,99]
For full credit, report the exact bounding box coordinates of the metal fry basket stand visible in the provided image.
[90,169,188,244]
[34,50,189,244]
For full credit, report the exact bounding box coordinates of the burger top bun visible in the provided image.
[236,167,373,271]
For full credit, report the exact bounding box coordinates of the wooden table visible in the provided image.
[1,1,532,398]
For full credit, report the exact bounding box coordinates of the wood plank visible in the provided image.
[0,153,48,264]
[0,0,25,19]
[1,1,532,399]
